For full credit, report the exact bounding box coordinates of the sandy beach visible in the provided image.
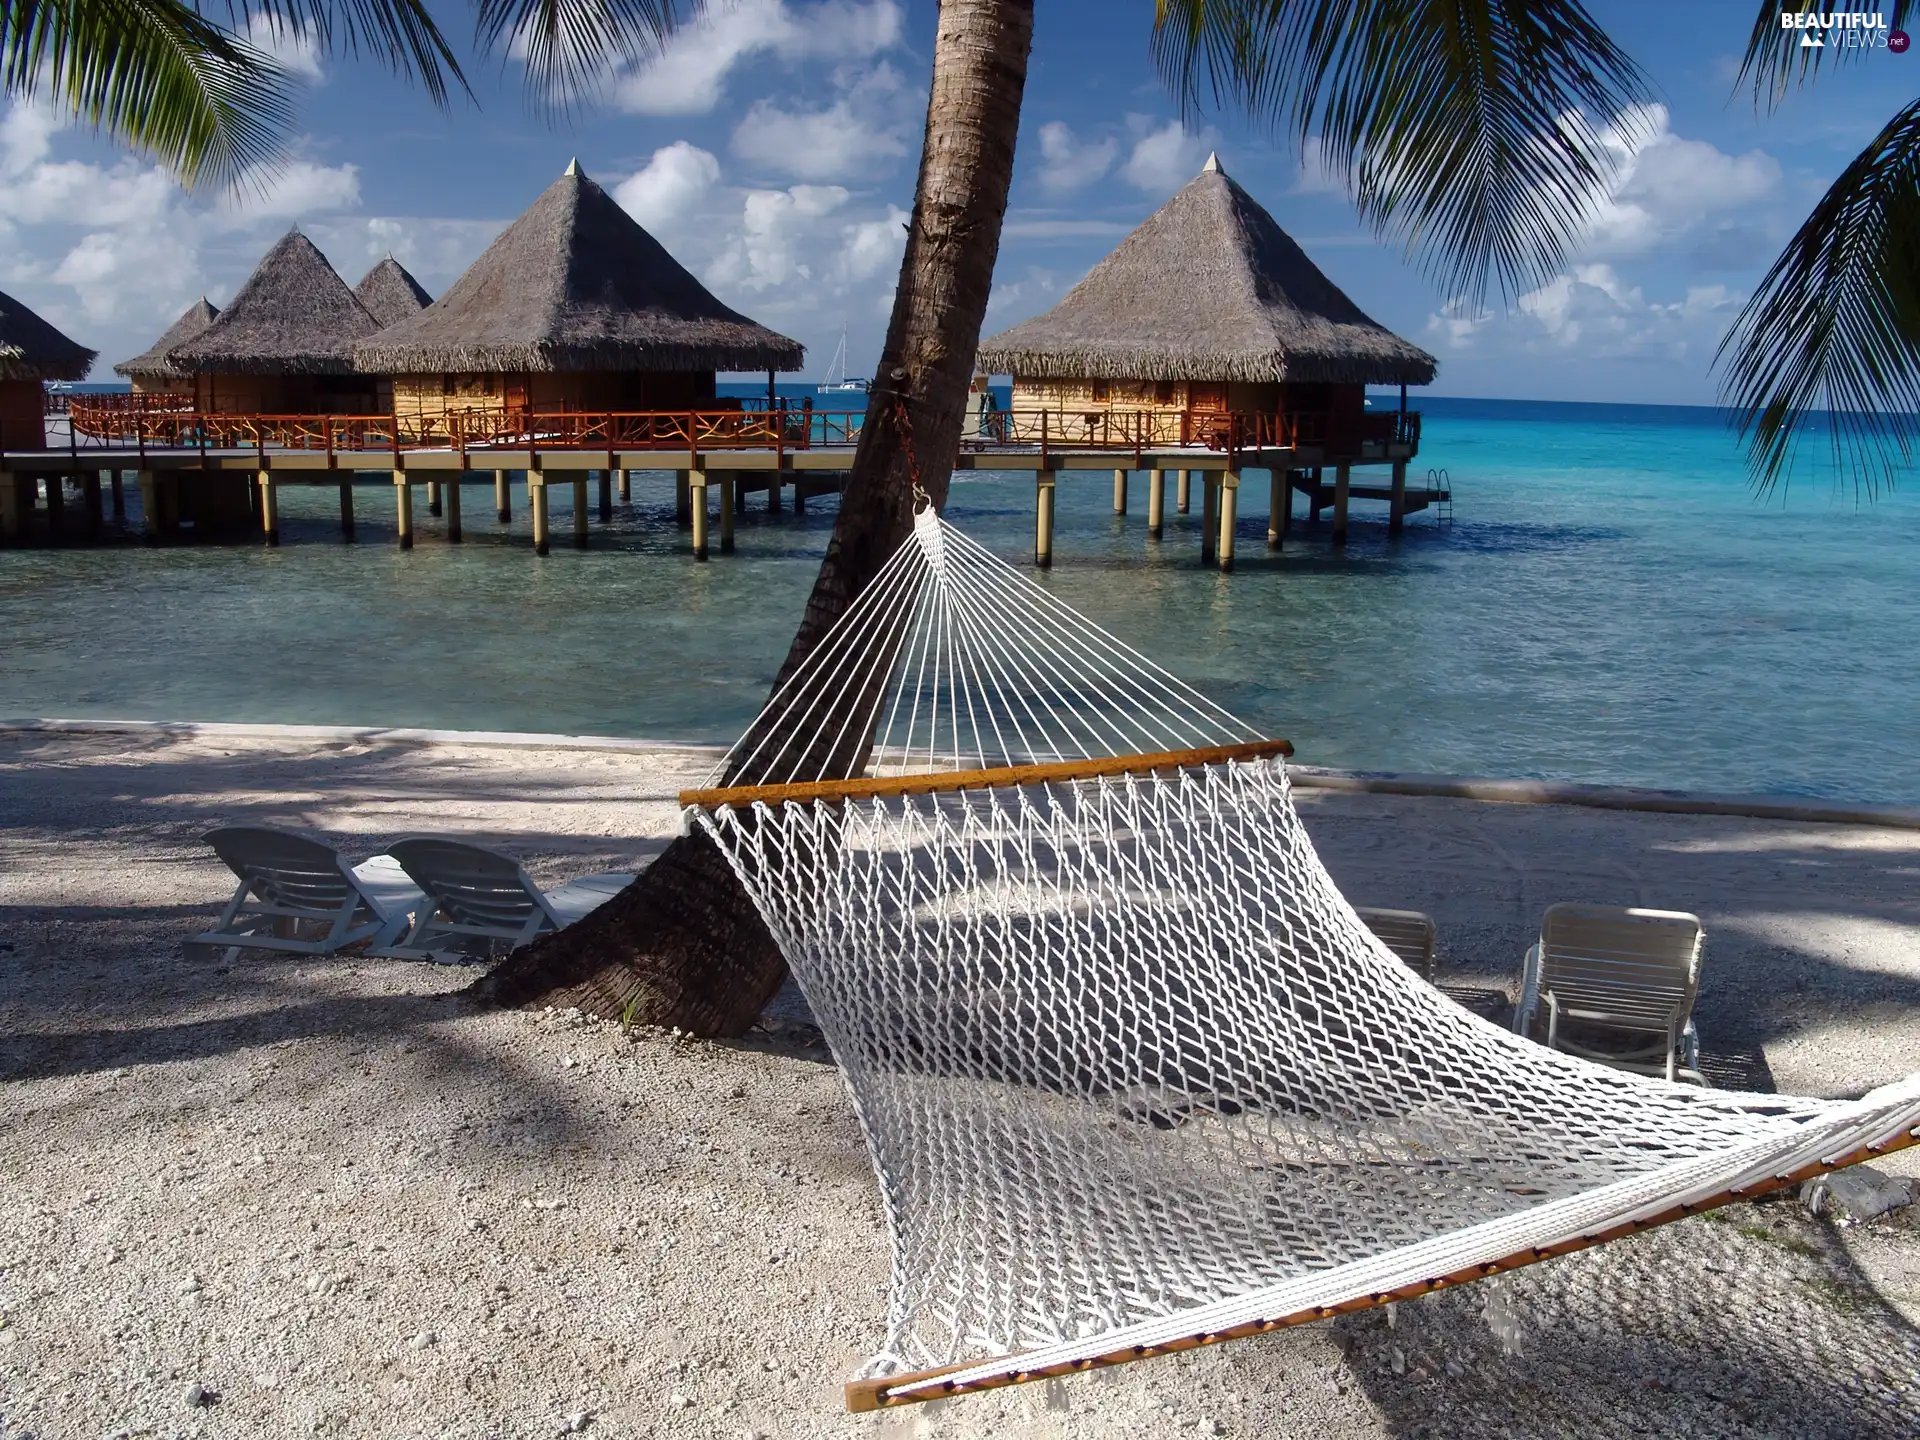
[2,727,1916,1439]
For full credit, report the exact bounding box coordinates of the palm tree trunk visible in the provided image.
[479,0,1036,1033]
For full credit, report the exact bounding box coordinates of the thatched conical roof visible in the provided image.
[979,156,1435,387]
[0,289,95,382]
[115,298,219,380]
[170,230,381,375]
[354,257,433,328]
[355,162,804,374]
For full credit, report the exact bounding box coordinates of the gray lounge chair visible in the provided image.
[384,837,633,962]
[191,826,424,961]
[1355,907,1438,982]
[1513,903,1704,1082]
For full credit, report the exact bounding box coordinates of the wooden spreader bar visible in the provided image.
[843,1125,1920,1412]
[678,738,1294,810]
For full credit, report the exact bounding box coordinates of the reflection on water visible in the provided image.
[3,403,1918,804]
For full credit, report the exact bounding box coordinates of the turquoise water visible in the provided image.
[4,396,1918,804]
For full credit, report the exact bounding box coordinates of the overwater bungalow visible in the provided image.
[169,230,384,415]
[978,154,1435,456]
[115,299,218,394]
[355,161,803,435]
[0,288,94,450]
[353,257,433,329]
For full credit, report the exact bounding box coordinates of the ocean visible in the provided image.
[4,393,1917,804]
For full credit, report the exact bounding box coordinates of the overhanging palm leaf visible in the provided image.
[218,0,468,107]
[1738,0,1914,110]
[3,0,295,184]
[1716,99,1920,496]
[1150,0,1652,305]
[473,0,684,108]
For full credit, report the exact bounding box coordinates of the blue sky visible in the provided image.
[3,1,1916,404]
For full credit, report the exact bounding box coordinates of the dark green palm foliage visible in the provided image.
[1150,0,1652,305]
[1718,1,1920,494]
[474,0,681,108]
[2,0,685,187]
[2,0,295,184]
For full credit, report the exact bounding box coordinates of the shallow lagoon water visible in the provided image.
[4,397,1918,803]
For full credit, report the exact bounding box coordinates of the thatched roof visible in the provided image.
[979,155,1436,387]
[114,298,219,380]
[170,231,382,375]
[355,161,804,374]
[0,289,95,382]
[354,257,433,328]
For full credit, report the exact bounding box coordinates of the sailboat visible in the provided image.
[817,325,870,396]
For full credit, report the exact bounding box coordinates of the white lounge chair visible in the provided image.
[1354,907,1437,982]
[1513,903,1704,1082]
[191,826,424,961]
[385,837,634,961]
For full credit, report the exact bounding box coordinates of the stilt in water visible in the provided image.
[1217,470,1239,572]
[1113,468,1128,516]
[445,473,463,542]
[1035,471,1056,569]
[109,470,125,521]
[1389,459,1407,535]
[1332,464,1352,547]
[1147,468,1165,538]
[719,474,736,555]
[395,475,414,550]
[531,478,551,556]
[1200,472,1218,564]
[1268,470,1285,550]
[597,470,612,524]
[495,470,511,524]
[690,470,709,560]
[1176,468,1190,514]
[427,478,442,517]
[340,479,356,542]
[258,472,279,547]
[573,476,590,549]
[617,469,631,503]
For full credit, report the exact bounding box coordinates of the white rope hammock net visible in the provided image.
[684,510,1920,1408]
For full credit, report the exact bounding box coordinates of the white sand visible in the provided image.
[1,729,1916,1439]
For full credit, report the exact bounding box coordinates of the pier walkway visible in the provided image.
[1,401,1443,569]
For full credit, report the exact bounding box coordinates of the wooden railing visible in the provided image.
[66,397,1420,460]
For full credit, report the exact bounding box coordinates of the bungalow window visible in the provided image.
[441,374,455,396]
[1154,381,1175,404]
[1091,380,1110,402]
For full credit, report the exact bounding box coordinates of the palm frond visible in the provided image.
[3,0,295,184]
[215,0,468,106]
[1715,98,1920,497]
[1150,0,1652,306]
[1738,0,1914,110]
[472,0,683,109]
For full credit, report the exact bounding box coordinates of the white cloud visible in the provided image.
[1291,137,1345,196]
[245,15,324,82]
[730,63,912,182]
[1579,103,1782,259]
[303,216,509,292]
[220,159,361,225]
[613,141,722,232]
[1035,121,1117,194]
[613,0,901,115]
[1427,263,1744,362]
[1121,118,1216,194]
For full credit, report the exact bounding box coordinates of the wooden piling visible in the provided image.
[0,474,24,545]
[597,470,612,524]
[83,473,103,539]
[617,469,631,503]
[719,473,736,555]
[676,469,693,527]
[531,477,551,556]
[1218,470,1239,572]
[1332,464,1352,547]
[1113,468,1128,516]
[1268,471,1285,549]
[1310,467,1326,523]
[1035,471,1056,568]
[793,475,807,514]
[573,476,590,549]
[1200,472,1218,563]
[1176,468,1191,514]
[690,470,709,560]
[426,478,442,517]
[109,470,125,520]
[444,473,462,542]
[1147,468,1165,538]
[495,469,511,524]
[1389,459,1408,535]
[136,472,157,545]
[339,479,356,541]
[768,474,783,512]
[395,474,414,550]
[258,472,278,546]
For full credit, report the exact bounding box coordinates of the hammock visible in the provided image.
[680,509,1920,1412]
